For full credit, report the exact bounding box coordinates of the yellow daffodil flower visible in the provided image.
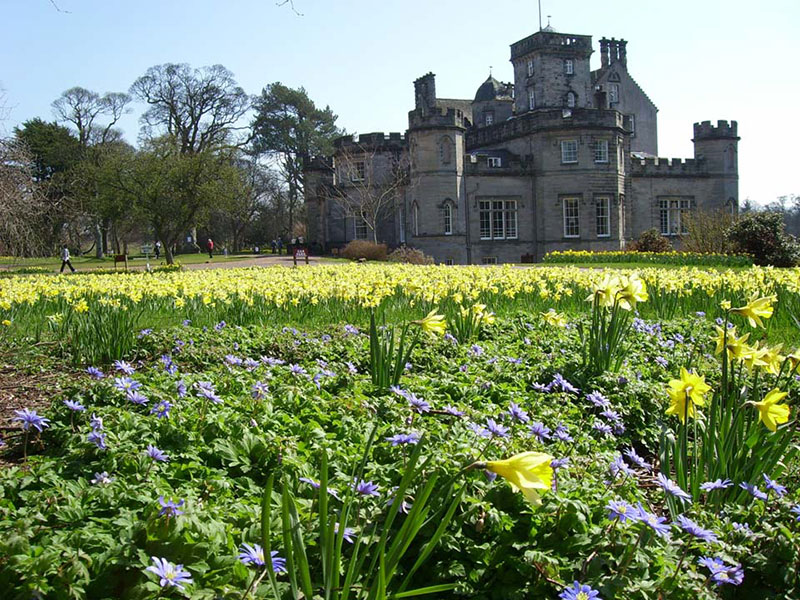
[413,309,446,336]
[713,326,750,361]
[617,273,648,310]
[731,294,776,328]
[665,367,711,423]
[485,451,553,506]
[586,274,620,308]
[1,319,10,327]
[751,389,790,432]
[541,309,567,327]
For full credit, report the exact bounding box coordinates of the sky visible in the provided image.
[1,0,798,204]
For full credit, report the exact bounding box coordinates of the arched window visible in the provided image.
[411,201,419,236]
[566,91,577,108]
[439,136,453,165]
[442,200,454,235]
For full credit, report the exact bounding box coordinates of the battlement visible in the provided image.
[408,106,470,130]
[693,120,739,141]
[466,107,624,150]
[302,155,333,171]
[334,132,407,151]
[631,156,709,177]
[510,31,593,60]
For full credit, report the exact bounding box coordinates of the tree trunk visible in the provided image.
[94,221,104,259]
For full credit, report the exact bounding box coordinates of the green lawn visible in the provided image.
[0,252,272,272]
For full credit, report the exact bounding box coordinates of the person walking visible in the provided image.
[60,245,76,273]
[276,238,283,255]
[154,240,161,259]
[206,238,214,259]
[271,239,276,254]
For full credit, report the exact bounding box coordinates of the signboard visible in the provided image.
[293,246,309,265]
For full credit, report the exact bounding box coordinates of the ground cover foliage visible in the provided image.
[0,265,799,598]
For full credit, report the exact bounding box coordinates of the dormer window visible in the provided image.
[609,83,619,103]
[565,59,574,75]
[485,112,494,126]
[527,58,534,77]
[487,157,502,168]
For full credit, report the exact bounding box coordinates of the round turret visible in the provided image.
[474,76,514,103]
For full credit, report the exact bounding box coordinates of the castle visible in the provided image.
[304,27,739,264]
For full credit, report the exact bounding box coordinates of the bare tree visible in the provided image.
[330,141,411,244]
[130,63,250,155]
[0,137,50,257]
[52,87,130,147]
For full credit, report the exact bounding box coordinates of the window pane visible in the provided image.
[594,140,608,163]
[563,198,580,237]
[493,207,504,240]
[505,201,518,239]
[479,201,491,239]
[561,140,577,163]
[596,197,610,237]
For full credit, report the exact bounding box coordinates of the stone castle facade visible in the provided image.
[304,28,739,264]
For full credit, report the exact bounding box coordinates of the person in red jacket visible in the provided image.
[206,238,214,258]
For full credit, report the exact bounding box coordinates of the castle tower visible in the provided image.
[693,120,740,212]
[302,156,334,251]
[407,73,471,263]
[509,28,593,114]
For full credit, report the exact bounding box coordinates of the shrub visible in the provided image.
[681,209,736,254]
[387,246,434,265]
[627,228,672,253]
[340,240,388,261]
[726,211,800,267]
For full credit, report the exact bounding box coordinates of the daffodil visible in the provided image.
[413,309,446,336]
[617,273,648,310]
[751,389,790,432]
[713,326,750,361]
[484,451,553,506]
[1,319,10,327]
[586,274,620,308]
[731,294,776,328]
[665,367,711,423]
[761,344,785,376]
[541,309,567,327]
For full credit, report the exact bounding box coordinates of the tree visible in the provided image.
[251,83,342,236]
[329,141,410,243]
[0,137,51,256]
[726,211,800,267]
[681,209,736,254]
[110,137,242,265]
[130,63,250,155]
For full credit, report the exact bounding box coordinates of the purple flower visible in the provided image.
[344,324,360,336]
[113,377,140,393]
[182,319,191,326]
[195,381,222,404]
[87,430,107,450]
[600,409,623,425]
[390,385,411,400]
[243,358,260,370]
[507,402,530,423]
[353,479,380,497]
[586,391,610,408]
[739,481,768,501]
[551,373,578,394]
[763,473,787,498]
[147,444,168,462]
[609,455,635,478]
[531,382,550,392]
[676,515,718,543]
[559,581,601,600]
[113,360,135,375]
[64,399,86,412]
[13,409,50,432]
[86,366,104,379]
[553,423,573,443]
[442,405,465,417]
[225,354,243,366]
[732,521,753,535]
[655,356,668,368]
[444,332,457,344]
[146,557,193,591]
[592,421,613,436]
[407,393,431,414]
[528,422,552,442]
[126,390,149,405]
[550,457,570,471]
[335,523,356,544]
[469,344,484,357]
[698,557,744,586]
[91,471,112,485]
[346,361,358,375]
[150,400,172,419]
[791,506,800,521]
[637,504,671,538]
[468,422,491,438]
[484,470,498,482]
[89,413,103,431]
[485,418,510,438]
[624,448,650,470]
[299,477,340,499]
[655,473,692,502]
[261,356,285,367]
[251,381,269,400]
[158,496,185,517]
[289,364,307,377]
[607,500,638,523]
[386,432,421,446]
[700,479,733,492]
[175,380,187,398]
[214,320,226,331]
[404,361,413,371]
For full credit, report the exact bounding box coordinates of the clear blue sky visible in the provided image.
[2,0,798,204]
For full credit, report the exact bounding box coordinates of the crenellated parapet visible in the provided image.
[692,120,739,141]
[466,107,625,150]
[631,156,709,177]
[333,132,407,152]
[408,106,470,130]
[510,31,593,60]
